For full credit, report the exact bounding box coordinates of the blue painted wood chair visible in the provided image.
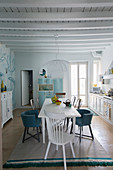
[21,110,41,143]
[70,109,94,142]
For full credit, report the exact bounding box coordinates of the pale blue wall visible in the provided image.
[15,52,93,108]
[0,44,15,108]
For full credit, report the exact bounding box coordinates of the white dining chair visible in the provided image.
[30,99,35,110]
[30,98,41,111]
[44,110,75,170]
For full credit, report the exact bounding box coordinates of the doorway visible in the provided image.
[21,70,33,106]
[71,62,88,106]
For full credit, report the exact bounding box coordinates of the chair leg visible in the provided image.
[39,126,42,134]
[80,127,82,143]
[22,127,27,143]
[62,145,67,170]
[44,141,51,160]
[56,145,58,151]
[27,127,29,134]
[36,127,40,142]
[70,122,73,134]
[70,142,75,158]
[89,125,94,140]
[66,118,70,130]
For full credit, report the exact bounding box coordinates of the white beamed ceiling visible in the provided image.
[0,0,113,53]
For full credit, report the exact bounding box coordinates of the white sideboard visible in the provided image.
[89,93,113,125]
[1,91,13,127]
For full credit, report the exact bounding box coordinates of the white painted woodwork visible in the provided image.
[1,21,113,30]
[1,91,13,127]
[0,0,113,53]
[0,92,2,170]
[1,30,113,37]
[1,12,113,21]
[89,93,113,125]
[0,0,113,8]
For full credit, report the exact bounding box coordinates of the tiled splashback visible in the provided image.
[0,44,15,108]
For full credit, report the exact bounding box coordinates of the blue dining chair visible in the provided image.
[70,109,94,142]
[21,110,41,143]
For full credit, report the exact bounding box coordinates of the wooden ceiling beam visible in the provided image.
[1,21,113,30]
[0,0,113,8]
[1,11,113,22]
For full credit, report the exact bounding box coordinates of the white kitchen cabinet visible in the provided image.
[89,93,104,115]
[89,93,113,125]
[89,93,93,108]
[99,98,104,115]
[1,91,13,127]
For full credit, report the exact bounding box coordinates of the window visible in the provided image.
[71,62,88,106]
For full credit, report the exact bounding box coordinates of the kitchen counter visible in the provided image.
[90,93,113,101]
[89,93,113,126]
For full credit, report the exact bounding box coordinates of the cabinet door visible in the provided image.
[1,93,7,123]
[93,96,97,110]
[96,97,100,112]
[54,78,63,93]
[111,104,113,123]
[38,78,53,84]
[46,92,54,98]
[7,92,12,118]
[45,78,53,84]
[100,98,104,115]
[38,92,46,107]
[89,94,93,108]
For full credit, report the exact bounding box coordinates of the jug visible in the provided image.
[63,99,71,107]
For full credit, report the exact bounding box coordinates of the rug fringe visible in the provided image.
[3,158,113,168]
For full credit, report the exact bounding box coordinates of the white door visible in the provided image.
[21,71,29,106]
[71,62,88,106]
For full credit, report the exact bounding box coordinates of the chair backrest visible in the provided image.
[44,110,66,145]
[30,99,35,110]
[56,92,66,98]
[37,97,41,109]
[76,98,82,109]
[72,96,76,107]
[21,110,39,127]
[82,113,93,126]
[77,109,90,117]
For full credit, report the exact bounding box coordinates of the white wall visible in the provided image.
[101,44,113,74]
[101,44,113,93]
[15,52,93,108]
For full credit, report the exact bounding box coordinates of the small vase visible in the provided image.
[1,81,4,92]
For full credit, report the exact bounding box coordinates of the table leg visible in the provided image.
[73,117,75,134]
[42,118,45,144]
[73,117,75,143]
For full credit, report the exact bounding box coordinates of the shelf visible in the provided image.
[103,74,113,79]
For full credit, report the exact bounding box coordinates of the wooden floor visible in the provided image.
[2,108,113,170]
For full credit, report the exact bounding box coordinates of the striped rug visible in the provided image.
[3,157,113,168]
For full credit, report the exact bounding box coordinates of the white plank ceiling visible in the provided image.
[0,0,113,53]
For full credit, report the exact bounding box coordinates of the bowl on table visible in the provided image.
[55,100,62,105]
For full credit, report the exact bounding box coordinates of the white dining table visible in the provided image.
[38,98,81,144]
